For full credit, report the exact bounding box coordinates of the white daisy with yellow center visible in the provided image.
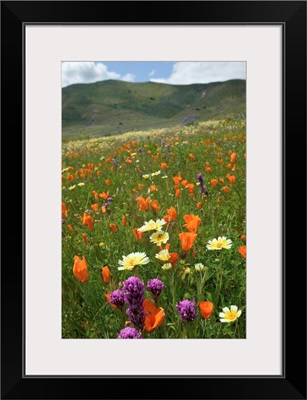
[138,219,166,232]
[206,236,232,250]
[219,305,242,322]
[118,252,150,271]
[162,263,172,270]
[150,231,169,246]
[155,249,170,261]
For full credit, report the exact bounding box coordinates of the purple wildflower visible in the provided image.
[176,299,198,322]
[147,278,165,302]
[109,289,125,309]
[197,173,208,195]
[197,173,204,186]
[201,185,208,196]
[118,327,142,339]
[122,276,145,330]
[62,219,66,224]
[107,197,113,202]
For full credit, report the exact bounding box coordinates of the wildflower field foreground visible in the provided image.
[62,117,246,339]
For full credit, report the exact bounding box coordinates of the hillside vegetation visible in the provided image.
[62,79,246,138]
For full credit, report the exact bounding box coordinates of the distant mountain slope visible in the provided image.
[62,79,246,136]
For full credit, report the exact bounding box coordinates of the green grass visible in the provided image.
[62,116,246,339]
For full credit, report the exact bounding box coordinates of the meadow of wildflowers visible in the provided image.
[62,117,246,339]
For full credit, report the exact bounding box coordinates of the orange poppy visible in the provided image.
[226,174,236,185]
[67,224,74,232]
[230,152,237,163]
[162,243,171,251]
[222,186,230,193]
[92,190,99,200]
[143,299,165,333]
[67,173,74,181]
[173,174,182,187]
[241,235,246,240]
[110,223,118,233]
[82,213,94,231]
[150,184,158,192]
[175,189,181,198]
[101,266,111,284]
[210,179,218,187]
[105,179,111,186]
[169,252,179,267]
[138,183,143,190]
[238,245,246,259]
[73,256,88,283]
[99,191,109,200]
[206,167,212,173]
[196,202,202,209]
[122,215,127,226]
[187,183,195,193]
[183,214,201,233]
[132,228,144,241]
[62,202,68,217]
[179,232,197,252]
[181,179,188,187]
[82,233,88,244]
[91,203,99,212]
[101,206,107,214]
[150,200,159,212]
[136,196,151,211]
[200,301,214,319]
[163,206,177,222]
[161,162,167,170]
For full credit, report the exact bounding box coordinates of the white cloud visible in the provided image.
[148,69,156,77]
[61,62,135,87]
[150,62,246,85]
[121,73,136,82]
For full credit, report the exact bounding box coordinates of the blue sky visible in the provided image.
[62,61,246,88]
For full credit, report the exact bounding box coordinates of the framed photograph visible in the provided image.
[1,1,306,399]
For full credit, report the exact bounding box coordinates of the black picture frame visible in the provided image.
[1,1,306,399]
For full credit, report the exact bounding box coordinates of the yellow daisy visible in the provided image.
[155,249,170,261]
[138,219,166,232]
[219,305,242,322]
[150,231,169,246]
[206,236,232,250]
[118,252,150,271]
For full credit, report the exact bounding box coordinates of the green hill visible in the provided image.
[62,79,246,137]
